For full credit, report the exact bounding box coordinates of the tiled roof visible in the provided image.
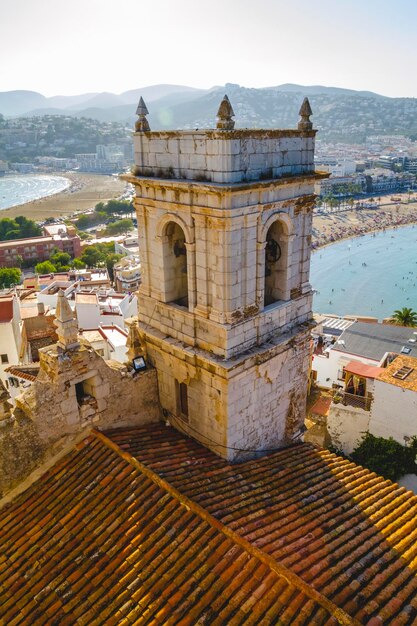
[107,424,417,625]
[310,396,332,417]
[4,365,39,382]
[0,431,350,625]
[377,355,417,392]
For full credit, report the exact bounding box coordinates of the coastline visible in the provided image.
[0,171,126,221]
[0,173,71,211]
[312,201,417,250]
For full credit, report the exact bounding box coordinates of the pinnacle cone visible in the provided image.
[136,97,149,116]
[299,97,313,117]
[56,289,74,323]
[217,95,235,120]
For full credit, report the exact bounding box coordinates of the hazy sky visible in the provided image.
[1,0,416,97]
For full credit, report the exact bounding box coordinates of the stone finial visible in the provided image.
[298,97,313,131]
[135,97,150,132]
[54,290,80,351]
[126,318,147,363]
[216,95,235,130]
[0,379,12,425]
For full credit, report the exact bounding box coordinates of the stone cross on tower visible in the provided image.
[297,97,313,131]
[216,95,235,130]
[135,97,150,132]
[54,290,80,351]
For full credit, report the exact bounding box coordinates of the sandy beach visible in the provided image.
[0,172,126,221]
[312,198,417,249]
[2,172,416,247]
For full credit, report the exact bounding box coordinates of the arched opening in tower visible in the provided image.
[163,221,188,308]
[264,220,287,306]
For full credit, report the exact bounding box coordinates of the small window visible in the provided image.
[178,382,189,420]
[1,354,9,364]
[75,381,86,405]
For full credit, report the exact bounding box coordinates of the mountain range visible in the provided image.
[2,83,417,142]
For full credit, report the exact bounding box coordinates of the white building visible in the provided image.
[80,324,128,363]
[74,291,137,330]
[311,321,417,453]
[0,296,23,385]
[312,320,417,389]
[113,256,141,293]
[370,355,417,444]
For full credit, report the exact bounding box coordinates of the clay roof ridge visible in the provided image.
[93,429,360,625]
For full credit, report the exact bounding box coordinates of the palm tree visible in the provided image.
[391,307,417,327]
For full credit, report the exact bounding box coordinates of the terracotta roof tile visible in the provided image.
[0,431,349,625]
[106,424,417,624]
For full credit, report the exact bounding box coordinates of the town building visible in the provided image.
[310,320,417,453]
[0,233,81,268]
[113,255,141,293]
[0,295,22,381]
[114,234,140,256]
[80,324,129,362]
[312,319,417,389]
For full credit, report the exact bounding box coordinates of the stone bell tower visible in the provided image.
[125,95,326,460]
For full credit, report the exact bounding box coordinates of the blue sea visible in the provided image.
[311,225,417,319]
[0,174,70,211]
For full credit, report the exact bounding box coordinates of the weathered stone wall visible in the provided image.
[17,341,160,442]
[327,403,370,454]
[134,130,315,183]
[145,329,228,456]
[227,331,311,460]
[0,340,161,496]
[143,324,310,462]
[0,410,46,497]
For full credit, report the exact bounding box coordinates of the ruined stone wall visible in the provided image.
[16,342,160,442]
[0,341,161,496]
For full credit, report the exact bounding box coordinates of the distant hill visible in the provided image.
[267,83,386,99]
[0,84,208,117]
[120,84,205,105]
[2,83,417,142]
[0,90,47,116]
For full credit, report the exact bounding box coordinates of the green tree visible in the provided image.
[35,260,57,275]
[106,253,123,281]
[50,250,71,271]
[105,218,134,236]
[14,216,42,238]
[0,267,21,288]
[14,255,23,268]
[79,245,106,268]
[71,258,87,269]
[351,433,417,481]
[0,216,41,241]
[391,307,417,327]
[76,212,105,230]
[100,199,133,216]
